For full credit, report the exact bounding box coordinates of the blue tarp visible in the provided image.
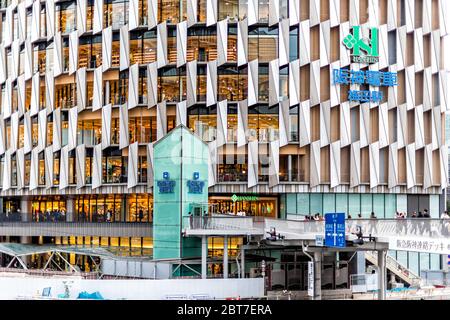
[77,291,104,300]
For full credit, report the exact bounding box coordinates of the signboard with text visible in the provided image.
[325,213,346,248]
[389,237,450,255]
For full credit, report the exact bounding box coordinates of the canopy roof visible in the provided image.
[0,243,141,259]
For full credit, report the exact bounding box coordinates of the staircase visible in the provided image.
[365,251,421,287]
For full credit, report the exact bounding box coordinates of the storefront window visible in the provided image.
[210,195,278,218]
[248,27,278,63]
[187,27,217,62]
[129,30,157,65]
[78,35,102,69]
[127,194,153,222]
[217,152,247,182]
[31,197,67,222]
[55,82,76,109]
[158,67,184,103]
[56,1,77,34]
[160,0,180,23]
[188,106,217,142]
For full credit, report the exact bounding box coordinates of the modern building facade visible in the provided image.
[0,0,447,276]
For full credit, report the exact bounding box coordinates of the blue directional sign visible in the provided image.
[325,213,346,248]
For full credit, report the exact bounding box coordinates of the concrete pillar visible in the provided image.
[20,199,29,222]
[66,198,75,222]
[223,236,228,279]
[241,247,245,278]
[314,251,322,300]
[356,251,366,274]
[378,250,387,300]
[201,236,207,279]
[20,236,32,267]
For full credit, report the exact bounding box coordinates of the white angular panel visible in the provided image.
[23,112,32,154]
[68,107,78,151]
[31,0,41,42]
[157,22,168,68]
[148,0,158,29]
[288,59,299,106]
[0,46,6,84]
[186,60,197,107]
[406,143,416,189]
[310,0,320,26]
[77,0,87,35]
[330,140,341,189]
[237,19,248,67]
[76,144,86,189]
[17,148,25,190]
[268,140,280,188]
[176,101,187,126]
[247,59,258,106]
[93,0,103,34]
[247,140,259,188]
[0,118,5,156]
[279,18,290,67]
[147,62,158,107]
[37,109,47,152]
[248,0,258,26]
[45,146,53,189]
[415,104,424,149]
[24,39,33,80]
[76,67,87,112]
[423,144,433,190]
[3,7,12,47]
[69,31,79,75]
[101,104,112,150]
[46,0,55,40]
[127,142,139,188]
[157,101,167,140]
[310,141,321,187]
[369,142,380,189]
[237,100,248,148]
[217,19,228,66]
[53,32,63,76]
[379,103,389,148]
[310,60,320,106]
[187,0,198,27]
[2,150,11,191]
[440,145,448,189]
[177,21,187,68]
[289,0,299,26]
[269,59,280,106]
[128,64,139,110]
[299,100,311,147]
[320,101,331,147]
[216,100,228,147]
[360,105,370,148]
[45,71,55,114]
[129,0,139,30]
[17,74,25,116]
[340,102,351,147]
[279,99,290,147]
[29,148,39,191]
[206,60,217,107]
[206,0,217,27]
[102,26,112,72]
[388,142,398,189]
[52,108,62,152]
[59,146,69,190]
[319,21,330,67]
[17,2,26,42]
[119,103,129,149]
[92,143,102,189]
[268,0,279,26]
[92,66,103,111]
[350,141,361,188]
[2,79,12,119]
[10,112,18,153]
[120,25,130,71]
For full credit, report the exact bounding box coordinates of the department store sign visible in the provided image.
[333,69,398,103]
[187,172,205,194]
[389,237,450,255]
[344,26,379,64]
[157,171,176,194]
[231,194,259,202]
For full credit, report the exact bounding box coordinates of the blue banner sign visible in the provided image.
[157,171,176,194]
[325,213,346,248]
[187,172,205,194]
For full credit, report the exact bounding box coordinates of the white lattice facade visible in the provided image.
[0,0,447,221]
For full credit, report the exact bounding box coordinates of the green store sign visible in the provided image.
[231,194,259,202]
[343,26,379,64]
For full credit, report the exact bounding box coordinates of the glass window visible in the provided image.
[56,1,77,34]
[188,106,217,142]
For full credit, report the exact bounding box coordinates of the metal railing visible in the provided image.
[184,216,255,231]
[265,218,450,239]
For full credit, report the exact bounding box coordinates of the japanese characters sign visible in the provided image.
[333,69,398,103]
[187,172,205,194]
[389,237,450,255]
[157,171,176,194]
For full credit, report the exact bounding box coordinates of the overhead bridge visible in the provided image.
[0,222,152,238]
[184,217,450,255]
